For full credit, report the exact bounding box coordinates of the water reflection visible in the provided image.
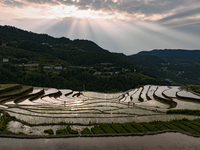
[0,133,200,150]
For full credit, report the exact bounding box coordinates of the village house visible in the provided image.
[93,72,102,75]
[3,58,9,63]
[54,66,63,69]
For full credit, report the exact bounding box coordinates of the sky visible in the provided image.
[0,0,200,54]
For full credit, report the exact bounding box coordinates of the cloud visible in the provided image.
[158,7,200,23]
[1,0,200,21]
[1,0,25,7]
[0,0,200,54]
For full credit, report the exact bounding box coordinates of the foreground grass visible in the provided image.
[167,109,200,116]
[3,117,200,136]
[79,119,200,136]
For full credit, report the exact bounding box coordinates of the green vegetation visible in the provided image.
[67,125,78,134]
[0,64,165,92]
[91,125,104,134]
[131,123,149,133]
[110,124,129,133]
[0,112,12,132]
[0,116,7,131]
[154,123,169,131]
[77,120,200,135]
[167,109,200,116]
[0,84,20,90]
[115,50,200,86]
[2,111,200,136]
[0,85,32,97]
[121,124,140,133]
[181,121,200,132]
[0,25,169,92]
[99,124,116,134]
[81,127,92,134]
[182,86,200,94]
[56,128,68,135]
[142,124,160,132]
[1,25,200,138]
[191,121,200,128]
[172,122,199,134]
[162,122,183,130]
[44,129,54,135]
[18,131,25,135]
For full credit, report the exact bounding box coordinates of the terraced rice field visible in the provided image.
[1,84,200,136]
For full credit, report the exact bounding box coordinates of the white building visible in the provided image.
[3,58,9,62]
[54,66,63,69]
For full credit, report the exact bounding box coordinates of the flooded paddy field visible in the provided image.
[0,133,200,150]
[1,84,200,137]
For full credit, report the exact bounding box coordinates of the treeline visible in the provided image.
[0,64,168,92]
[0,25,70,44]
[167,109,200,116]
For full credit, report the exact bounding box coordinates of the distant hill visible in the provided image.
[114,49,200,85]
[137,49,200,63]
[2,25,200,88]
[0,25,169,91]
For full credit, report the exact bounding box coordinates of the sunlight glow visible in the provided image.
[1,0,200,54]
[0,2,142,21]
[49,5,128,20]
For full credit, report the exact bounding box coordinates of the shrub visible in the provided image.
[91,125,104,134]
[56,128,68,135]
[0,113,10,131]
[18,132,25,135]
[67,125,78,134]
[81,127,92,134]
[44,129,54,135]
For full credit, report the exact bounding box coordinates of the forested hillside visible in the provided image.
[0,25,167,92]
[114,49,200,85]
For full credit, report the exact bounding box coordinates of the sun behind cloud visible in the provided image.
[50,5,109,19]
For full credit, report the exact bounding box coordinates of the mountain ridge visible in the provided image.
[1,25,200,86]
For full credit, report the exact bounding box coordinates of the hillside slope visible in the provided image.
[114,49,200,85]
[0,25,167,92]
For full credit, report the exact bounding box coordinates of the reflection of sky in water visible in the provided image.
[155,86,169,99]
[148,86,157,98]
[4,85,200,126]
[136,100,169,109]
[177,91,200,99]
[44,88,58,94]
[163,87,180,97]
[141,85,150,101]
[172,98,200,110]
[131,88,142,103]
[1,133,200,150]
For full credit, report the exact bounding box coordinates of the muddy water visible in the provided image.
[0,133,200,150]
